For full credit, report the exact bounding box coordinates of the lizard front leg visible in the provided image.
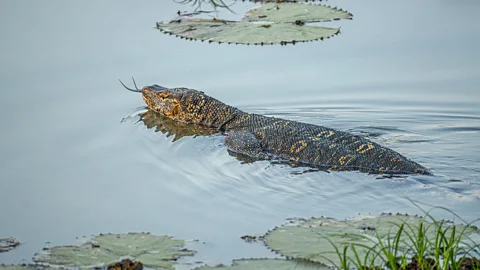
[225,130,269,160]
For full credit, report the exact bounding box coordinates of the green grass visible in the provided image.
[325,205,480,270]
[351,243,382,270]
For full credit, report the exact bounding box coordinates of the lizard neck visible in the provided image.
[179,93,247,129]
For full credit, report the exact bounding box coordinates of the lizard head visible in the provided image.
[120,79,206,121]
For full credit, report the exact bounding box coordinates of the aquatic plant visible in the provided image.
[0,259,142,270]
[175,0,328,11]
[0,265,48,270]
[157,2,352,45]
[262,214,480,269]
[194,258,329,269]
[32,233,194,269]
[1,211,478,269]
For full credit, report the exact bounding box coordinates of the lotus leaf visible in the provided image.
[0,266,34,270]
[33,233,194,269]
[1,260,142,270]
[244,3,352,23]
[263,215,479,267]
[156,18,339,45]
[195,258,330,269]
[0,264,72,270]
[180,0,327,11]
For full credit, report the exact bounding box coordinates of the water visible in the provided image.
[0,0,479,267]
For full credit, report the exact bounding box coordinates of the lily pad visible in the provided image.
[156,18,339,45]
[157,2,351,45]
[0,264,62,270]
[33,233,194,269]
[195,258,330,269]
[263,215,479,267]
[0,260,141,270]
[0,265,44,270]
[244,3,353,23]
[0,237,20,253]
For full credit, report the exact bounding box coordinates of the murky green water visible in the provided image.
[1,0,479,266]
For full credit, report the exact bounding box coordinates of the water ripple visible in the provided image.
[127,106,480,224]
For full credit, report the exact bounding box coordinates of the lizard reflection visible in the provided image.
[139,109,217,142]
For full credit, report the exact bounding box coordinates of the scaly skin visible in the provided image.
[129,84,432,175]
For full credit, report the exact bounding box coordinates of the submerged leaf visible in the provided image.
[195,258,330,269]
[156,18,339,45]
[33,233,194,269]
[244,3,353,23]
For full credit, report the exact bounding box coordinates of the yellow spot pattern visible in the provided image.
[338,154,355,166]
[356,144,374,154]
[290,140,307,154]
[316,131,335,138]
[391,157,402,163]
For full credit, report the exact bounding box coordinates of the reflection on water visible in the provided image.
[139,109,217,142]
[0,0,479,267]
[175,0,232,11]
[137,109,262,165]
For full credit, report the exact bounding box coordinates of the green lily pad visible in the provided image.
[0,264,60,270]
[0,237,20,253]
[0,266,37,270]
[244,3,352,23]
[263,215,479,267]
[195,258,330,269]
[33,233,195,269]
[157,2,351,45]
[156,18,339,45]
[0,259,141,270]
[182,0,326,8]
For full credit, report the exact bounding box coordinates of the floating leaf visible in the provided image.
[156,18,339,45]
[0,237,20,253]
[33,233,194,269]
[244,3,352,23]
[0,260,141,270]
[263,215,479,267]
[179,0,327,10]
[195,258,330,269]
[0,265,45,270]
[157,2,352,45]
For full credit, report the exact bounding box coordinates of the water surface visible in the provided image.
[0,0,479,266]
